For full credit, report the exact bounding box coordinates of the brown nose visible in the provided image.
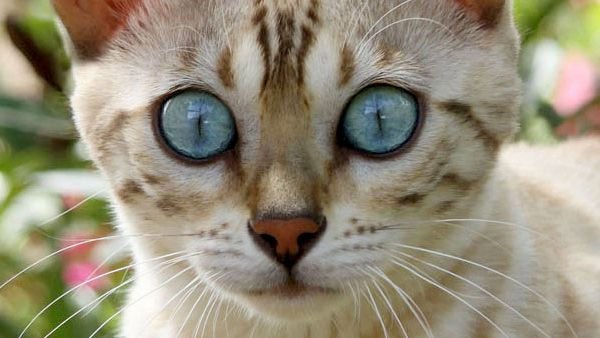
[249,217,325,270]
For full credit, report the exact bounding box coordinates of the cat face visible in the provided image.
[56,0,520,321]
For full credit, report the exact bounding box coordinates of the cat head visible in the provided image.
[54,0,520,321]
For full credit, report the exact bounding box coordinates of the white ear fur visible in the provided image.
[51,0,142,59]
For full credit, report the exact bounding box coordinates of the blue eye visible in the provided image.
[340,86,419,155]
[158,91,237,161]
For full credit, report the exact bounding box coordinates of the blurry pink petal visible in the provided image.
[63,262,108,290]
[61,193,85,210]
[553,54,598,116]
[60,233,95,259]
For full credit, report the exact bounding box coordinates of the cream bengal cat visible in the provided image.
[48,0,600,337]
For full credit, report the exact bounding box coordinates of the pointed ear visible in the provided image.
[452,0,506,28]
[51,0,142,60]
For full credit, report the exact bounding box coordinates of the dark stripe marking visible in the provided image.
[93,112,130,165]
[435,200,456,214]
[253,4,272,93]
[156,196,183,216]
[271,9,296,83]
[437,101,500,150]
[252,5,268,25]
[297,24,316,87]
[217,47,235,88]
[441,173,479,191]
[141,172,162,185]
[398,193,426,205]
[339,45,355,87]
[117,179,145,203]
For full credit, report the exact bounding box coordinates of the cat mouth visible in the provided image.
[247,281,335,299]
[235,281,343,320]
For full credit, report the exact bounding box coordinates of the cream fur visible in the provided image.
[54,0,600,337]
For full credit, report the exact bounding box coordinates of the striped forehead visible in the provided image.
[213,0,355,128]
[245,0,330,95]
[221,0,347,159]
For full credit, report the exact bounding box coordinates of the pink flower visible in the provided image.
[61,193,85,210]
[59,233,95,259]
[553,54,598,117]
[63,262,109,290]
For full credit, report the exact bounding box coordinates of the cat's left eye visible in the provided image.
[157,90,237,161]
[339,85,420,156]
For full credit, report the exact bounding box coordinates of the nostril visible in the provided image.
[260,234,278,250]
[297,232,317,249]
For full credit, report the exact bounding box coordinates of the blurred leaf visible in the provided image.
[514,0,563,43]
[5,15,70,91]
[537,101,563,129]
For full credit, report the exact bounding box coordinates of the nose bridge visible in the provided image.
[252,157,319,219]
[251,86,321,218]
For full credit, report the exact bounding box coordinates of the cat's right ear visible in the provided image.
[51,0,142,60]
[452,0,506,29]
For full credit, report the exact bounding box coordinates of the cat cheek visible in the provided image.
[52,0,143,59]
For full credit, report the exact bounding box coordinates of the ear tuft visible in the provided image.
[52,0,142,60]
[452,0,506,28]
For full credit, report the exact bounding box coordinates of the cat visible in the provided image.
[50,0,600,337]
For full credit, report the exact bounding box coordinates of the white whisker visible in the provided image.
[0,233,199,292]
[359,17,455,53]
[86,242,129,282]
[39,190,106,227]
[363,281,390,338]
[345,281,360,322]
[395,250,551,338]
[169,281,203,324]
[199,293,220,338]
[177,287,209,338]
[358,0,417,47]
[390,257,509,338]
[437,218,547,238]
[220,6,232,51]
[211,296,225,338]
[344,0,370,47]
[21,250,188,338]
[363,268,408,338]
[392,243,579,337]
[370,266,434,338]
[189,271,228,338]
[88,266,195,338]
[136,275,203,338]
[248,320,260,338]
[223,300,233,338]
[43,252,198,338]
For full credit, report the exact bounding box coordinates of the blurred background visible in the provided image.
[0,0,598,337]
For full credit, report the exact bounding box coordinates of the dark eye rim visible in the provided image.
[336,84,426,159]
[151,88,239,165]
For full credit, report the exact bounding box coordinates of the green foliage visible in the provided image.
[0,1,598,337]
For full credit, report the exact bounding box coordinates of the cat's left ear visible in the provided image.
[51,0,142,60]
[452,0,507,28]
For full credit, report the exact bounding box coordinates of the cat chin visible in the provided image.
[230,287,345,322]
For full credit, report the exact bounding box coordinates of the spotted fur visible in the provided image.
[54,0,600,337]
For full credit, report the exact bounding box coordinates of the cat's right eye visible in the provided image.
[157,90,237,161]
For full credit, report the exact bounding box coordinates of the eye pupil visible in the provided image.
[197,117,204,135]
[339,85,419,155]
[157,90,236,161]
[376,110,384,134]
